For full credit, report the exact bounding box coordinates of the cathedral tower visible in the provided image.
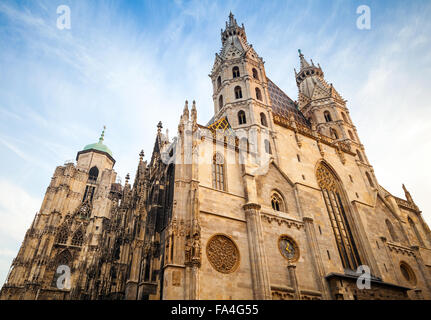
[295,50,377,191]
[210,13,276,160]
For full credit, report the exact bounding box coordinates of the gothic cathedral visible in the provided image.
[1,13,431,300]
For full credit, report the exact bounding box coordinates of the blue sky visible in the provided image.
[1,0,431,286]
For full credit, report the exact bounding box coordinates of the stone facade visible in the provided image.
[1,13,431,300]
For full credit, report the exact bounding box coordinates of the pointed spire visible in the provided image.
[157,121,163,133]
[228,12,237,27]
[402,184,414,204]
[125,173,130,184]
[191,100,197,124]
[298,49,310,69]
[139,150,145,161]
[183,100,189,120]
[99,125,106,143]
[221,12,247,45]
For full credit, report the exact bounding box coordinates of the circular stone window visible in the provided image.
[206,234,240,274]
[400,262,416,286]
[278,235,300,262]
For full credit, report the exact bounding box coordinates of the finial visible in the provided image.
[99,125,106,143]
[125,173,130,183]
[192,100,196,110]
[139,150,145,160]
[298,49,302,56]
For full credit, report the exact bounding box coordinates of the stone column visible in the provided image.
[287,262,300,299]
[243,203,271,300]
[302,216,331,299]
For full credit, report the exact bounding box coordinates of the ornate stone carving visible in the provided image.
[206,234,240,274]
[316,163,337,192]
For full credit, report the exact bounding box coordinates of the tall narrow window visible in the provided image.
[234,86,243,99]
[330,128,339,140]
[217,76,222,89]
[212,153,226,191]
[260,113,267,127]
[264,139,272,154]
[56,224,69,244]
[71,229,84,246]
[255,87,262,101]
[356,149,363,162]
[218,95,223,110]
[409,217,424,247]
[386,219,398,242]
[252,68,259,80]
[324,111,332,122]
[341,112,348,123]
[316,162,361,271]
[365,172,374,188]
[348,130,355,141]
[232,66,240,78]
[238,110,246,125]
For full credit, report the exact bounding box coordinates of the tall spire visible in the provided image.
[228,11,237,27]
[221,12,247,45]
[298,49,310,69]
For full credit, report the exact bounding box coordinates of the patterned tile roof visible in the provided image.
[267,78,310,127]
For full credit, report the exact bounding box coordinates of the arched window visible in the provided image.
[234,86,243,99]
[324,111,332,122]
[238,110,246,125]
[71,229,84,246]
[330,128,339,140]
[408,217,424,247]
[260,113,267,127]
[217,76,222,89]
[56,225,69,244]
[316,162,362,271]
[255,87,262,101]
[88,166,99,182]
[252,68,259,80]
[271,192,284,212]
[348,130,355,141]
[365,172,374,188]
[264,139,272,154]
[232,66,240,78]
[386,219,398,242]
[218,95,223,110]
[212,153,226,191]
[341,112,348,123]
[356,149,363,162]
[51,250,72,288]
[400,261,417,285]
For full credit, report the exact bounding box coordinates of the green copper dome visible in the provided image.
[83,126,113,157]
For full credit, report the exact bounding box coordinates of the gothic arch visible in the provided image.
[408,216,424,247]
[71,227,84,246]
[56,224,70,244]
[315,161,362,271]
[271,190,286,212]
[385,219,399,242]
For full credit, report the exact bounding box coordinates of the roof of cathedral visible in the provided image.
[83,126,113,157]
[267,78,310,127]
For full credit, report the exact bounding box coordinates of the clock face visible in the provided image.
[278,236,299,261]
